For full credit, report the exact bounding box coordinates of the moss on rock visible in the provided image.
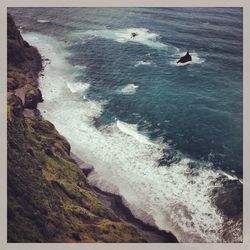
[7,13,145,243]
[24,86,43,109]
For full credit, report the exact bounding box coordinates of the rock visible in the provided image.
[72,232,81,241]
[7,93,23,117]
[44,148,54,157]
[7,13,151,244]
[24,87,43,109]
[27,147,34,156]
[7,13,42,74]
[177,51,192,64]
[23,40,31,48]
[212,178,242,218]
[7,77,19,90]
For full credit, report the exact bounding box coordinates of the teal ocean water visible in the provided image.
[10,8,243,242]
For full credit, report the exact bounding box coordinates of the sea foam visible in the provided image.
[24,32,238,243]
[134,60,152,67]
[72,28,167,50]
[37,19,50,23]
[119,83,139,95]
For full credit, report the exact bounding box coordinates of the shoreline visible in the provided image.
[28,31,176,242]
[13,24,178,241]
[71,153,178,243]
[32,31,242,243]
[33,33,242,243]
[8,12,243,243]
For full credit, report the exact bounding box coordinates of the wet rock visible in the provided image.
[23,40,31,48]
[212,178,242,218]
[177,51,192,64]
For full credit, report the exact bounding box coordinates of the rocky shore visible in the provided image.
[72,154,178,243]
[7,13,177,243]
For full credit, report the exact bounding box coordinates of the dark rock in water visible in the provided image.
[212,178,242,218]
[177,51,192,64]
[131,32,138,38]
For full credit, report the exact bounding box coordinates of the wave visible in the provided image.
[73,64,87,71]
[67,82,90,94]
[116,120,153,145]
[23,32,242,243]
[134,60,152,67]
[72,27,167,49]
[119,83,139,95]
[37,19,50,23]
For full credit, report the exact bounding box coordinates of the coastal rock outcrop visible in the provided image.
[177,51,192,64]
[211,176,243,242]
[212,178,242,218]
[24,87,43,109]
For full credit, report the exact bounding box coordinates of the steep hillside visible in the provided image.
[7,13,145,243]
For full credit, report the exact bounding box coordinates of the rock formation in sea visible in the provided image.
[7,13,147,243]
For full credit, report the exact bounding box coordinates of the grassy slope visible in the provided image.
[7,13,145,243]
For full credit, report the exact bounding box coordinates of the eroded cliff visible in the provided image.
[7,13,145,243]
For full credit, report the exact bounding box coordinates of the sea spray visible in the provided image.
[72,28,168,49]
[22,32,236,242]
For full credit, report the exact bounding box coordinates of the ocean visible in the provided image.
[9,7,243,242]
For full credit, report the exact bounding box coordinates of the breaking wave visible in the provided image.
[119,83,139,95]
[72,27,167,49]
[23,32,242,243]
[37,19,50,23]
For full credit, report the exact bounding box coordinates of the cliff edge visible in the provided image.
[7,13,145,243]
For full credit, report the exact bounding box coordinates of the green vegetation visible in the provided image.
[7,13,144,243]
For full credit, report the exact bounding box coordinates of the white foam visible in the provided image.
[24,32,239,242]
[119,83,138,95]
[135,60,152,67]
[73,28,167,49]
[222,172,243,184]
[73,65,87,71]
[72,65,87,79]
[171,52,205,66]
[37,19,50,23]
[116,120,153,145]
[67,82,90,94]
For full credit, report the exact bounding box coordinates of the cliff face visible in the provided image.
[7,13,145,243]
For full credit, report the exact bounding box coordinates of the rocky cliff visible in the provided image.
[7,13,145,243]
